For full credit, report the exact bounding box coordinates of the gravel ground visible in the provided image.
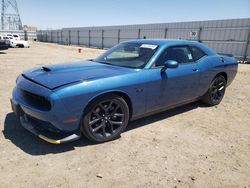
[0,42,249,188]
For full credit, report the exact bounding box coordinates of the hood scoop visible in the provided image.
[42,66,51,72]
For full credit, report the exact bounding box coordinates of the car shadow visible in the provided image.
[2,113,93,155]
[0,51,7,54]
[3,101,206,155]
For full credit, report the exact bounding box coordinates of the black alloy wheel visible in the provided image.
[82,95,129,142]
[202,75,226,106]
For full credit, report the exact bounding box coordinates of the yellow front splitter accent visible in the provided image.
[38,134,61,144]
[19,115,81,144]
[37,133,81,144]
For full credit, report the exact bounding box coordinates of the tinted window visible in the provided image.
[190,46,206,61]
[156,46,193,66]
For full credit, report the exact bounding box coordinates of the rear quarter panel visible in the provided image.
[197,55,238,96]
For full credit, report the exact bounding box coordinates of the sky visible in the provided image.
[13,0,250,29]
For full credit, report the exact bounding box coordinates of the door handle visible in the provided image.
[192,68,198,72]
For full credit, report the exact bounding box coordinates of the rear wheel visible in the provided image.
[81,95,129,143]
[202,75,226,106]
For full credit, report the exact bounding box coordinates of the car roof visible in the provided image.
[124,39,216,55]
[125,39,199,45]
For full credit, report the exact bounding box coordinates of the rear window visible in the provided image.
[190,46,206,61]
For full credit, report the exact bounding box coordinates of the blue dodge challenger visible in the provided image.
[11,39,238,144]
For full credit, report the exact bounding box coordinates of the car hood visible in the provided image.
[22,61,134,90]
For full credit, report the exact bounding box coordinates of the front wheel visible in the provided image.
[81,95,129,143]
[202,75,226,106]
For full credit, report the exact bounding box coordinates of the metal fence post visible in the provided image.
[68,30,71,45]
[118,29,120,43]
[88,30,91,47]
[24,30,28,41]
[198,27,202,42]
[138,29,141,39]
[101,29,104,49]
[164,28,168,38]
[243,27,250,62]
[77,30,80,46]
[61,30,63,44]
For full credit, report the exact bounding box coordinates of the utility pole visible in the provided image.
[1,0,22,30]
[1,0,4,30]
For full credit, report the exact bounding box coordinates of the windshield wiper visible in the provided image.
[95,61,114,66]
[95,61,136,69]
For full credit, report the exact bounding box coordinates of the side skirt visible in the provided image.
[130,97,200,121]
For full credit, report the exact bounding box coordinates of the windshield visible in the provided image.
[94,43,158,68]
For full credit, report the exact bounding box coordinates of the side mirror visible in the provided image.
[161,60,179,73]
[164,60,179,69]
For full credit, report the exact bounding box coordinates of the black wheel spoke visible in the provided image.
[89,118,101,126]
[111,105,120,116]
[99,103,106,112]
[93,111,102,119]
[106,101,113,111]
[102,125,107,137]
[92,122,105,133]
[110,123,114,133]
[113,113,124,117]
[109,120,123,125]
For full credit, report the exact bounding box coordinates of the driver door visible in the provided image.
[146,46,201,112]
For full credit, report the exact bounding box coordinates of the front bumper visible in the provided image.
[10,98,81,144]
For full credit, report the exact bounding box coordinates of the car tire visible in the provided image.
[202,75,226,106]
[81,94,129,143]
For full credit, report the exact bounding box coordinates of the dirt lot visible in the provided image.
[0,42,249,188]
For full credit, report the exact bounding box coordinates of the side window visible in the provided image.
[156,46,193,66]
[190,46,206,61]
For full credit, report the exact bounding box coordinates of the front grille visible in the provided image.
[21,89,51,111]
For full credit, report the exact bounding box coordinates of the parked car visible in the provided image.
[0,35,29,48]
[6,33,21,41]
[10,39,29,48]
[11,39,238,144]
[0,39,8,51]
[0,36,11,46]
